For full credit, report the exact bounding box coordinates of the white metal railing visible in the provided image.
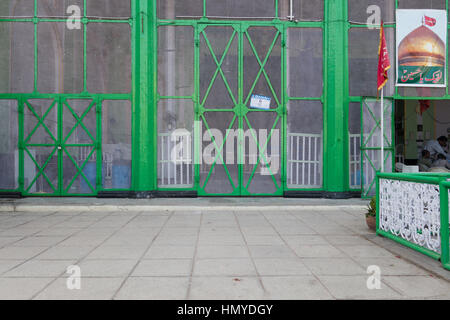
[287,133,322,187]
[379,176,442,254]
[79,147,113,180]
[349,133,361,189]
[158,132,193,187]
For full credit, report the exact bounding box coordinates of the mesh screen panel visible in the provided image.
[87,23,131,94]
[102,100,132,189]
[0,100,18,189]
[287,28,323,98]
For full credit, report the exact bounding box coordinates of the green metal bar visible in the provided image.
[96,99,102,190]
[378,172,446,184]
[323,0,347,193]
[439,181,450,270]
[194,23,200,190]
[33,14,37,94]
[18,98,24,192]
[238,23,244,195]
[377,229,441,260]
[281,24,287,190]
[57,97,62,194]
[83,12,87,93]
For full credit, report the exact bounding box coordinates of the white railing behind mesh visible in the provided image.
[349,133,361,189]
[287,133,322,187]
[158,132,193,187]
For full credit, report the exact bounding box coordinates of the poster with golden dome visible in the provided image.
[396,9,447,87]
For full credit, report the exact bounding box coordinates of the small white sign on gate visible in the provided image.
[250,94,271,110]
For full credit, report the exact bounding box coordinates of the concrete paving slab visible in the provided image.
[132,259,192,277]
[301,258,367,276]
[188,277,265,300]
[35,245,94,260]
[253,258,312,276]
[115,277,189,300]
[248,245,298,259]
[0,246,49,260]
[317,275,403,299]
[34,277,124,300]
[261,276,334,300]
[77,259,137,277]
[0,260,25,275]
[382,275,450,299]
[11,236,66,247]
[196,245,249,259]
[290,244,346,258]
[85,245,148,260]
[2,260,75,277]
[193,258,256,277]
[0,277,55,300]
[144,245,196,260]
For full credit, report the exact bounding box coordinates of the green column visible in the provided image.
[133,0,156,192]
[323,0,349,196]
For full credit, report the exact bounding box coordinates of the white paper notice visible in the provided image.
[250,95,271,110]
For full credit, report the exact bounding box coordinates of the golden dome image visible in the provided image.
[398,25,445,67]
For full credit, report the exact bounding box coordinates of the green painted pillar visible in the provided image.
[323,0,349,196]
[133,0,156,193]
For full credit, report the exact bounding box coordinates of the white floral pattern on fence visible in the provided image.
[379,179,441,253]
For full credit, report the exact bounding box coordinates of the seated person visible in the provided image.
[431,153,450,169]
[424,136,450,161]
[418,150,433,171]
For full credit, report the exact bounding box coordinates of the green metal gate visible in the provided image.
[22,97,98,196]
[361,97,394,198]
[196,23,283,196]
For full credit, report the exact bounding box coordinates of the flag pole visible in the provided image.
[381,87,384,172]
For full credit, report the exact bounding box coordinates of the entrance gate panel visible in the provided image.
[22,98,98,195]
[23,99,58,194]
[198,23,283,196]
[62,99,97,194]
[199,25,240,195]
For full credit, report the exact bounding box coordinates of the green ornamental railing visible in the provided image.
[376,172,450,271]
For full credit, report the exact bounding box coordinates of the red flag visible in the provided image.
[419,100,431,115]
[377,22,391,93]
[424,15,436,27]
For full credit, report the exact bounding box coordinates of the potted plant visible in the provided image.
[365,196,377,231]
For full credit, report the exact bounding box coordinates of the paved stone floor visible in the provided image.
[0,204,449,300]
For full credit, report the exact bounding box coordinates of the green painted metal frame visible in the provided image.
[360,98,395,199]
[440,180,450,270]
[0,0,135,196]
[376,172,450,270]
[4,1,449,197]
[155,1,328,196]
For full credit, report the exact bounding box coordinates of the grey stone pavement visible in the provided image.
[0,197,449,300]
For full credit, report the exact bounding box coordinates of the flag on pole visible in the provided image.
[377,21,391,93]
[424,15,437,27]
[377,21,390,173]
